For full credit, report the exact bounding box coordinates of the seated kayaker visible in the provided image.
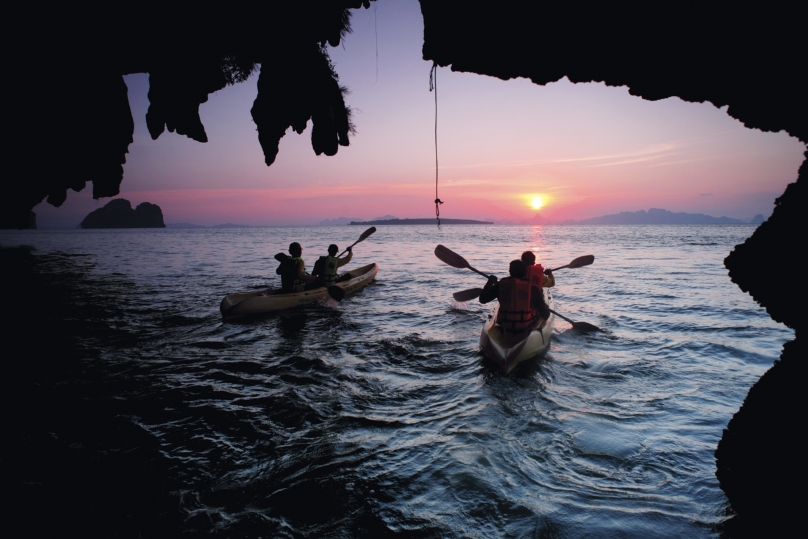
[480,259,551,333]
[312,244,353,286]
[274,242,317,293]
[521,251,555,291]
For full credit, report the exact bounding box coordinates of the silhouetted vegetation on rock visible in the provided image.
[6,1,373,228]
[4,1,806,533]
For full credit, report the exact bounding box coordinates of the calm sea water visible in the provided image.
[0,225,791,538]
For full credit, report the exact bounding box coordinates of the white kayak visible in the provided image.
[220,263,379,319]
[480,289,555,373]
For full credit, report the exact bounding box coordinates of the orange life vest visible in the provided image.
[526,263,545,292]
[497,277,537,333]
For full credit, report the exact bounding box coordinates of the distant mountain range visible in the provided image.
[168,209,767,228]
[528,208,766,225]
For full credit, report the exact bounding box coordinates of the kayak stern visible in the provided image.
[480,290,555,373]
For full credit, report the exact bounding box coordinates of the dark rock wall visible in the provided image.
[725,154,808,330]
[416,0,806,534]
[6,1,374,228]
[718,152,807,535]
[4,0,806,531]
[419,2,807,143]
[0,211,36,230]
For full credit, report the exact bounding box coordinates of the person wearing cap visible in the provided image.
[312,244,353,286]
[274,242,318,292]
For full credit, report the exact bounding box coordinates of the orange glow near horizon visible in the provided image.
[28,1,808,229]
[530,196,545,210]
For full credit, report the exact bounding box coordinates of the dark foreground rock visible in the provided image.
[3,1,807,533]
[715,339,806,537]
[1,247,182,538]
[0,211,36,229]
[718,150,808,536]
[80,199,165,229]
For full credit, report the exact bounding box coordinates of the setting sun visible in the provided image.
[530,196,544,210]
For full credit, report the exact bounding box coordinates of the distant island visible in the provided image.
[349,218,493,225]
[81,199,165,229]
[319,217,363,226]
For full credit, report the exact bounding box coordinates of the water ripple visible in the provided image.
[1,225,792,537]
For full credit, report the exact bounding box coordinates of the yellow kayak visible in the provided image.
[480,289,555,373]
[220,263,379,319]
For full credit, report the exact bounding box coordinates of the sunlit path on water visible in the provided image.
[1,225,791,537]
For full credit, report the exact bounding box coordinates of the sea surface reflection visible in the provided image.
[1,225,790,537]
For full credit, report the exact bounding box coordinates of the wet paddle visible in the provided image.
[549,254,595,272]
[326,285,346,302]
[434,245,492,278]
[453,288,484,302]
[324,227,375,302]
[549,309,602,332]
[451,254,596,301]
[451,288,602,332]
[339,226,377,257]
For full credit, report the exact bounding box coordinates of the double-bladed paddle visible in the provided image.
[452,288,484,302]
[549,255,595,272]
[327,227,375,301]
[326,285,346,302]
[222,230,375,316]
[437,245,601,332]
[434,245,492,278]
[549,309,602,332]
[339,226,377,257]
[449,254,596,301]
[451,289,602,332]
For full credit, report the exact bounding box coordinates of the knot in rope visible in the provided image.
[430,62,442,227]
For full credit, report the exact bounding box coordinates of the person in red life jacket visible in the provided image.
[521,251,555,291]
[479,259,551,334]
[274,242,318,293]
[312,244,353,286]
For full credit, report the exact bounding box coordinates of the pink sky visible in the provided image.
[34,0,806,228]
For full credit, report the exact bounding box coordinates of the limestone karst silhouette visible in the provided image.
[5,1,807,535]
[5,0,372,228]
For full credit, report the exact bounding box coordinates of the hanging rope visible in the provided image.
[429,61,442,227]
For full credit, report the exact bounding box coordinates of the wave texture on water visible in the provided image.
[1,225,791,537]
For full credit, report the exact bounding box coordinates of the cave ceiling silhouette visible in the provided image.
[5,1,806,534]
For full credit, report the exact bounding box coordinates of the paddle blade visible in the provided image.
[572,321,601,332]
[339,226,377,257]
[358,226,377,242]
[327,286,346,302]
[453,288,483,302]
[434,245,470,269]
[567,254,595,269]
